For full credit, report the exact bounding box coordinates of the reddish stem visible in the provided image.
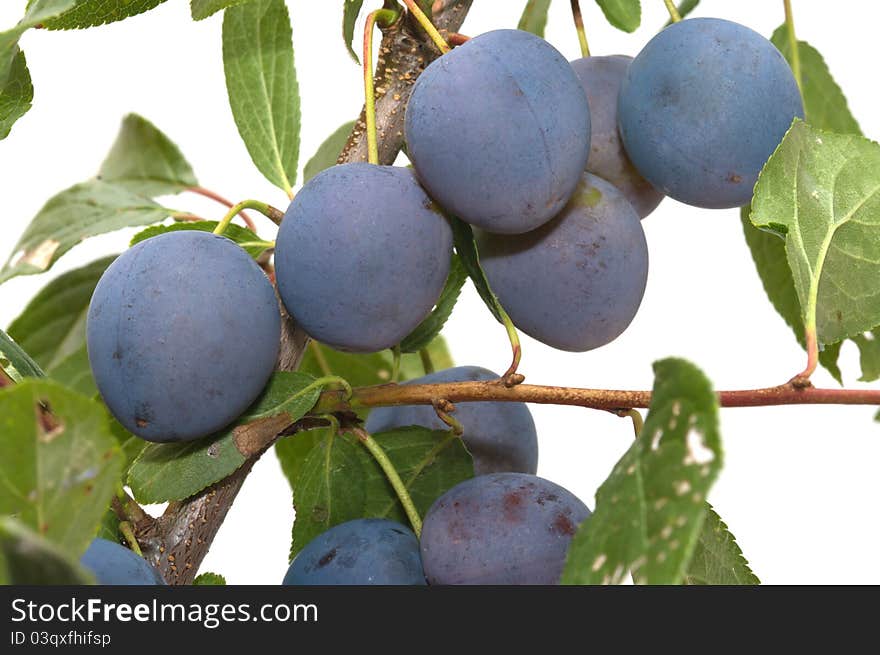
[187,187,258,232]
[447,32,471,46]
[791,328,820,387]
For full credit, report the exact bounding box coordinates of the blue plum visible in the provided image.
[617,17,804,209]
[405,29,591,234]
[283,519,425,585]
[80,538,166,585]
[87,230,280,442]
[475,173,648,352]
[420,473,591,585]
[274,163,452,353]
[570,55,663,219]
[365,366,538,475]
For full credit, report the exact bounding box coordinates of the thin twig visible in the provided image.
[187,187,258,231]
[313,379,880,414]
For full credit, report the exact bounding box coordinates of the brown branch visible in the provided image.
[338,0,474,166]
[134,0,475,585]
[311,380,880,414]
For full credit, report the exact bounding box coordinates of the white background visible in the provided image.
[1,1,879,584]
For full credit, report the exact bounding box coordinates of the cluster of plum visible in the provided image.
[286,369,589,585]
[80,366,588,585]
[81,17,803,584]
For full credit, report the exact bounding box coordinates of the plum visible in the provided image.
[87,231,280,442]
[80,538,166,585]
[405,29,591,234]
[476,173,648,352]
[617,17,804,208]
[283,519,425,585]
[274,163,453,353]
[420,473,591,584]
[570,55,663,219]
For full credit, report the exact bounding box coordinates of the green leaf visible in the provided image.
[0,516,95,585]
[299,342,395,388]
[517,0,552,37]
[38,0,168,30]
[740,209,842,382]
[594,0,641,33]
[750,120,880,346]
[684,504,759,585]
[95,508,121,542]
[0,47,33,140]
[193,571,227,585]
[128,372,321,503]
[240,371,324,421]
[223,0,300,195]
[400,255,466,353]
[342,0,365,63]
[359,427,474,523]
[1,181,171,284]
[98,114,198,196]
[562,358,722,585]
[46,345,96,396]
[0,380,123,557]
[1,1,77,82]
[290,433,366,559]
[191,0,255,21]
[771,25,861,137]
[130,221,270,259]
[745,28,875,381]
[451,217,504,323]
[275,428,329,490]
[127,432,247,504]
[853,332,880,382]
[0,327,45,381]
[108,415,147,474]
[8,256,115,372]
[303,121,355,183]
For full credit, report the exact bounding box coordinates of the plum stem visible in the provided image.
[352,427,423,536]
[237,240,275,250]
[570,0,591,57]
[619,409,644,438]
[111,489,148,525]
[364,9,400,165]
[783,0,802,91]
[401,0,450,53]
[187,187,258,231]
[391,345,402,382]
[499,306,523,385]
[446,32,471,46]
[432,398,464,435]
[663,0,682,23]
[419,347,435,375]
[308,375,354,402]
[308,341,333,376]
[213,200,284,236]
[118,521,143,557]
